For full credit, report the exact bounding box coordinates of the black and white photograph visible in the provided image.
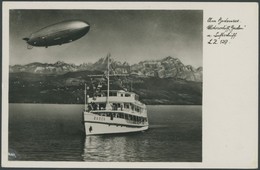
[1,2,258,169]
[8,9,202,162]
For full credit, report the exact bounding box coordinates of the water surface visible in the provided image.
[9,104,202,162]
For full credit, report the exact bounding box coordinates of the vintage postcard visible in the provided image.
[1,1,258,168]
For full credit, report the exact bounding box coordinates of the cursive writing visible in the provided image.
[206,17,245,45]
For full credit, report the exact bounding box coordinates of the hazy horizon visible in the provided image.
[10,10,202,67]
[9,55,203,69]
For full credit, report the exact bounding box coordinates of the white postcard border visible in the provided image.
[2,2,258,168]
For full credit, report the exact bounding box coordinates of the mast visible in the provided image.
[84,83,87,111]
[107,53,110,103]
[105,53,112,110]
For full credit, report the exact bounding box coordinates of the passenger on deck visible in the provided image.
[88,103,93,110]
[110,113,113,120]
[92,102,97,110]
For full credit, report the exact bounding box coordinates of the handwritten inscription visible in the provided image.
[207,17,246,45]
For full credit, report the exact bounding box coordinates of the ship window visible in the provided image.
[125,93,130,97]
[124,103,130,109]
[110,92,117,96]
[131,104,134,110]
[112,103,118,110]
[121,94,123,97]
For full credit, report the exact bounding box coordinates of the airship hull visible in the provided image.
[23,20,90,48]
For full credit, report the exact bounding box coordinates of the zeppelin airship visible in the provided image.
[23,20,90,49]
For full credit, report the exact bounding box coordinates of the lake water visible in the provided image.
[9,104,202,162]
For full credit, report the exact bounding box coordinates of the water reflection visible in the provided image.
[82,135,129,161]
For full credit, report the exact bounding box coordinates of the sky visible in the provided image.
[9,10,202,67]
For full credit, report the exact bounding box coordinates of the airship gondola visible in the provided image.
[23,20,90,49]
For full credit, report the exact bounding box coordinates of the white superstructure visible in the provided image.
[83,90,149,135]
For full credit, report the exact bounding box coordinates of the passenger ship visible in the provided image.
[82,55,149,135]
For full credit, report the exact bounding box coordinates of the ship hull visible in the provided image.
[83,112,148,135]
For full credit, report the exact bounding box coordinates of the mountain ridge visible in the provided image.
[9,56,202,82]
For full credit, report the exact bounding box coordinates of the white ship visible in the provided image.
[82,55,149,135]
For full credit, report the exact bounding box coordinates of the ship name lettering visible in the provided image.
[94,116,105,121]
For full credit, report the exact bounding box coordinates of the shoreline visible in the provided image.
[8,102,202,106]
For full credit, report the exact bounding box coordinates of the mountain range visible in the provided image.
[9,56,202,105]
[9,56,202,82]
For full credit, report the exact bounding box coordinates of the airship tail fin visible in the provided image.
[23,37,29,41]
[27,44,33,49]
[23,38,33,49]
